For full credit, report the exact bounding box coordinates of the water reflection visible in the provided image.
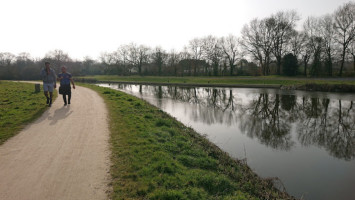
[297,98,355,160]
[107,83,355,161]
[240,94,294,151]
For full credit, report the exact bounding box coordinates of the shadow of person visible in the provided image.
[48,106,73,125]
[33,111,51,124]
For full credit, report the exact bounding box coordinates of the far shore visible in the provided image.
[75,75,355,93]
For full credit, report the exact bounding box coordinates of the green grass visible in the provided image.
[0,81,57,144]
[78,75,355,86]
[84,83,294,200]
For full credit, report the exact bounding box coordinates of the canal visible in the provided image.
[98,83,355,200]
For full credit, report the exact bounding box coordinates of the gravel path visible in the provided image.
[0,84,111,200]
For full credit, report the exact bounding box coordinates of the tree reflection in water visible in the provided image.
[240,93,294,150]
[113,84,355,160]
[297,98,355,160]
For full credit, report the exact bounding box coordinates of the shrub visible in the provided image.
[282,53,298,76]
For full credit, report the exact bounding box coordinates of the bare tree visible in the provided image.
[16,52,33,68]
[137,45,150,75]
[82,56,100,75]
[333,2,355,76]
[99,52,114,65]
[118,45,130,75]
[44,49,71,72]
[269,11,300,75]
[179,46,192,76]
[240,18,273,75]
[304,17,324,77]
[167,49,180,76]
[201,35,224,76]
[319,14,336,76]
[110,50,122,74]
[16,52,31,62]
[126,43,139,73]
[99,52,115,74]
[0,52,15,66]
[298,32,313,76]
[220,34,240,76]
[45,49,71,63]
[347,38,355,71]
[127,43,150,75]
[188,38,203,60]
[289,30,304,59]
[188,38,204,75]
[151,47,167,76]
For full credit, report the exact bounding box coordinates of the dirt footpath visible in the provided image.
[0,85,111,200]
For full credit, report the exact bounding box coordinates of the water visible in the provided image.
[98,83,355,200]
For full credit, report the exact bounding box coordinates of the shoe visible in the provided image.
[64,103,67,106]
[48,103,52,107]
[46,97,50,104]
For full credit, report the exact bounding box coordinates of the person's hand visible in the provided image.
[73,85,76,89]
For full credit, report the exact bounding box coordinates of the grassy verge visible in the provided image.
[0,81,57,144]
[77,75,355,86]
[83,83,294,200]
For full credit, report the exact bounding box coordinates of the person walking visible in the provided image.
[57,66,75,106]
[41,62,56,107]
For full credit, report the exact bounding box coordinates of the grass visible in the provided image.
[84,83,295,200]
[0,81,57,144]
[77,75,355,86]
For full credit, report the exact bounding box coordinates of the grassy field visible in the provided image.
[84,83,294,200]
[77,75,355,86]
[0,81,56,144]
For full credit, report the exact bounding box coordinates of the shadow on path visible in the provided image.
[48,106,73,125]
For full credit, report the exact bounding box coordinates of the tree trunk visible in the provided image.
[174,65,177,76]
[158,64,162,76]
[213,63,218,76]
[138,64,142,76]
[325,52,333,77]
[304,59,308,77]
[276,56,281,75]
[262,63,266,76]
[339,48,346,76]
[230,62,234,76]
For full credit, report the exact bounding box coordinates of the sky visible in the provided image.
[0,0,351,60]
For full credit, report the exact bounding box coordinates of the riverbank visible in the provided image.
[76,75,355,92]
[0,81,57,144]
[83,83,295,200]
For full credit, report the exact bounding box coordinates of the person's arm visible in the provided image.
[69,73,75,89]
[57,74,63,81]
[52,70,57,88]
[70,78,75,89]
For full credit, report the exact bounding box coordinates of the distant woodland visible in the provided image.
[0,2,354,80]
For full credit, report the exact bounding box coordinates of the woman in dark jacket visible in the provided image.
[57,66,76,106]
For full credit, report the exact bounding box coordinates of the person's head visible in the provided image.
[45,62,50,69]
[61,66,67,73]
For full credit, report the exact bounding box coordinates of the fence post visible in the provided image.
[35,84,40,93]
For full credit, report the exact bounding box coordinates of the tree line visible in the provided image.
[0,2,354,80]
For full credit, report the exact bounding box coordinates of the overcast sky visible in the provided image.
[0,0,351,60]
